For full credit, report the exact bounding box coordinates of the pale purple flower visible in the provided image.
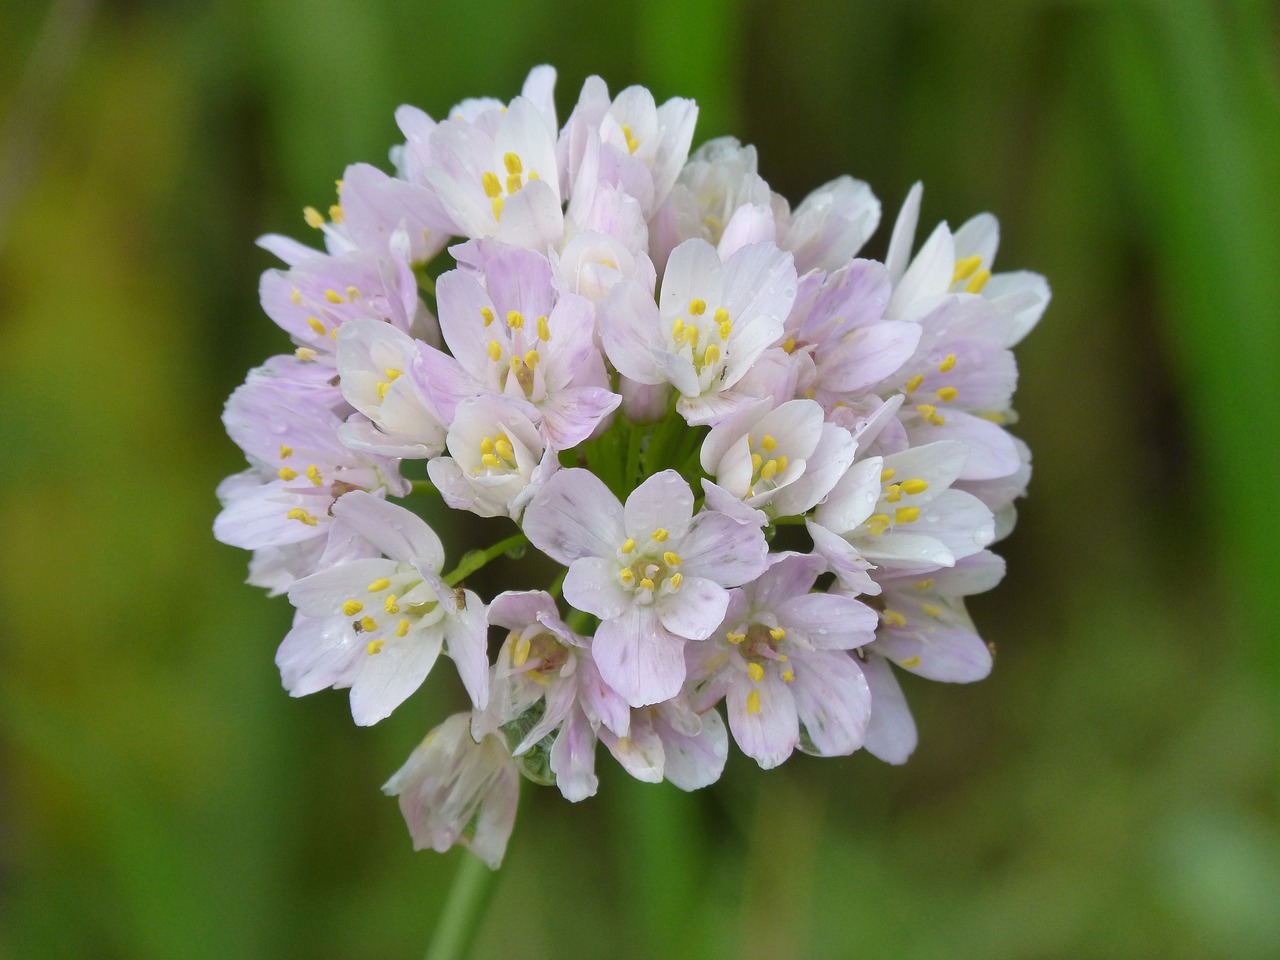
[523,468,769,707]
[383,712,520,868]
[687,553,877,768]
[278,492,488,725]
[598,695,729,790]
[777,175,881,274]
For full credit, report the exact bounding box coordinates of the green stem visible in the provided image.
[444,532,527,587]
[410,479,438,497]
[547,567,567,601]
[424,853,498,960]
[769,514,808,527]
[625,416,644,489]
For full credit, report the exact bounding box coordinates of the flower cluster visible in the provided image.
[217,67,1047,868]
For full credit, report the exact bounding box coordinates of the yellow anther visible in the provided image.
[509,355,523,372]
[651,528,669,543]
[329,328,338,339]
[491,196,504,220]
[358,616,377,633]
[366,639,384,655]
[922,602,942,617]
[279,444,293,459]
[494,437,515,461]
[901,478,929,495]
[278,466,298,481]
[938,353,957,373]
[482,171,502,198]
[395,619,410,638]
[914,578,935,591]
[307,317,326,336]
[777,654,788,663]
[621,124,639,154]
[524,349,540,368]
[325,289,346,304]
[714,307,729,325]
[880,467,896,482]
[965,269,992,294]
[782,336,796,353]
[507,310,525,329]
[702,343,720,369]
[376,381,391,400]
[747,662,765,682]
[329,204,345,224]
[866,513,891,535]
[916,403,945,426]
[385,594,400,614]
[900,655,922,668]
[479,436,494,455]
[334,178,344,193]
[760,459,778,481]
[486,339,502,362]
[882,609,907,627]
[769,626,786,641]
[536,315,550,341]
[761,435,777,452]
[747,689,762,715]
[513,635,531,668]
[727,631,746,644]
[294,347,318,362]
[343,599,364,616]
[937,387,959,404]
[682,325,699,346]
[905,373,924,393]
[289,287,303,305]
[952,255,982,282]
[895,506,921,524]
[639,577,656,592]
[620,538,636,554]
[782,669,795,683]
[506,173,522,194]
[368,578,391,592]
[775,455,788,472]
[884,484,902,503]
[503,152,523,175]
[620,568,635,585]
[719,320,734,340]
[671,317,685,340]
[306,464,323,486]
[978,411,1007,424]
[286,508,317,526]
[481,453,502,469]
[688,298,706,316]
[663,551,682,567]
[480,306,495,326]
[303,206,324,228]
[668,572,682,590]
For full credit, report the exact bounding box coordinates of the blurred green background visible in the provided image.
[2,1,1278,957]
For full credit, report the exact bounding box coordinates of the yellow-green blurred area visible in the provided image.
[2,0,1278,956]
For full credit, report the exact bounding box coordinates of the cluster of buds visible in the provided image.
[216,67,1047,868]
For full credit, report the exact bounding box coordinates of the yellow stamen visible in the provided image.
[324,289,345,304]
[668,572,682,590]
[482,171,502,198]
[286,508,317,526]
[524,349,539,368]
[914,578,935,591]
[965,269,991,294]
[486,339,502,362]
[368,578,391,592]
[951,255,981,282]
[663,551,682,567]
[377,381,391,400]
[306,464,323,486]
[683,326,699,346]
[481,453,502,469]
[769,626,786,641]
[651,528,669,542]
[509,355,523,372]
[621,124,639,154]
[639,577,655,592]
[395,619,410,638]
[782,336,796,353]
[702,343,720,369]
[880,467,896,482]
[714,307,729,325]
[329,204,345,224]
[760,459,778,481]
[491,196,504,220]
[775,455,788,473]
[506,173,522,194]
[901,478,929,495]
[307,317,326,336]
[751,453,763,472]
[278,467,298,481]
[761,435,777,452]
[366,639,384,655]
[620,568,635,586]
[938,353,957,373]
[782,669,795,683]
[671,317,685,340]
[620,538,636,554]
[479,436,494,455]
[503,152,523,175]
[905,373,924,394]
[884,484,902,503]
[727,631,746,644]
[937,386,958,403]
[895,506,921,524]
[358,616,377,633]
[385,595,400,614]
[719,320,733,340]
[289,287,302,305]
[279,444,293,459]
[900,655,922,668]
[747,689,761,715]
[480,306,495,326]
[922,603,942,617]
[865,513,891,535]
[303,206,324,228]
[294,347,318,362]
[882,609,906,627]
[494,437,515,461]
[342,599,364,616]
[513,635,532,668]
[507,310,524,329]
[537,315,551,341]
[688,298,706,315]
[747,662,765,682]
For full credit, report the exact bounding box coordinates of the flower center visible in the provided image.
[481,152,541,222]
[615,530,683,600]
[341,565,443,655]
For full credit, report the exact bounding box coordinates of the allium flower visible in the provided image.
[219,64,1046,870]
